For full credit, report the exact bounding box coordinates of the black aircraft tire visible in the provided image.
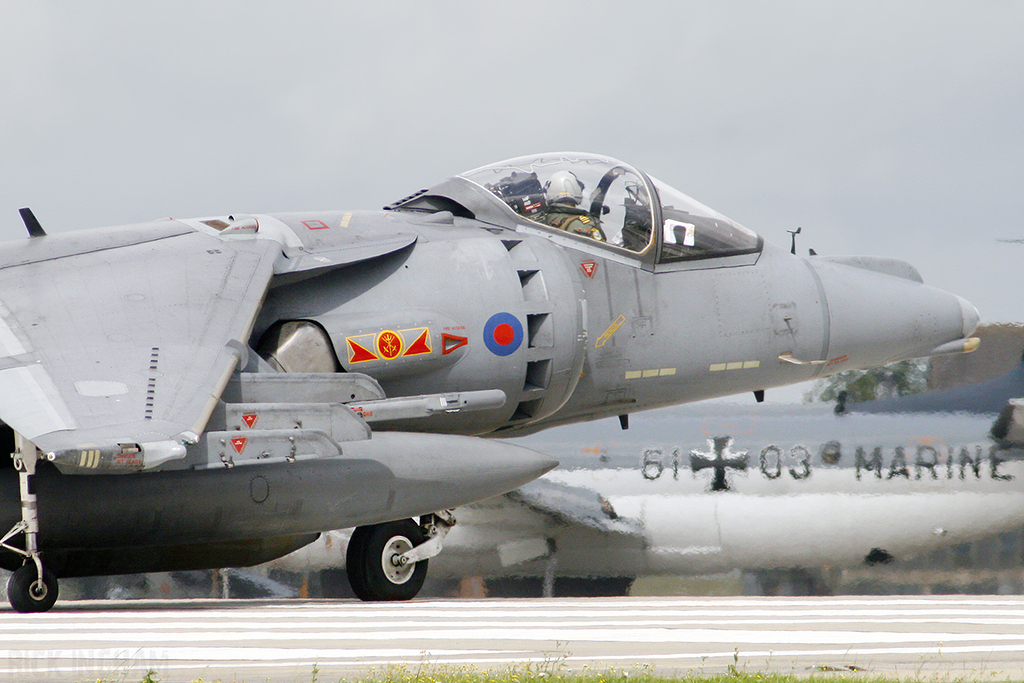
[346,519,428,601]
[8,564,59,613]
[345,531,369,598]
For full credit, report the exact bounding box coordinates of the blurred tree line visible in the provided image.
[804,358,929,403]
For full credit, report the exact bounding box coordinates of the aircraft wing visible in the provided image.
[506,478,644,538]
[0,221,280,469]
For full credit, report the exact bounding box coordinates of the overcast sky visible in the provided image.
[2,2,1023,331]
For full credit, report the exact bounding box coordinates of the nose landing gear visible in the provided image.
[345,511,455,601]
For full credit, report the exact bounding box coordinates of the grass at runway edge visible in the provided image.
[345,670,1019,683]
[94,667,1024,683]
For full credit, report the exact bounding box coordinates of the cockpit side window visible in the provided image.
[462,154,656,255]
[651,177,761,261]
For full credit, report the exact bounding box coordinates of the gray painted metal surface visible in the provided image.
[0,151,981,607]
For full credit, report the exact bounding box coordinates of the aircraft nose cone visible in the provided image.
[810,257,981,368]
[958,294,980,339]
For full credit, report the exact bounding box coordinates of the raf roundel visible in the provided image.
[483,312,523,357]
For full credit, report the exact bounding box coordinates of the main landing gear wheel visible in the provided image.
[7,564,58,613]
[346,519,428,601]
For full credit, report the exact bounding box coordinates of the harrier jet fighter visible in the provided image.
[0,152,978,610]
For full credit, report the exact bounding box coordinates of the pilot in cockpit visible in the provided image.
[533,171,606,242]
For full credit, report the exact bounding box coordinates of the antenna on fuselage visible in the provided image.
[787,226,801,255]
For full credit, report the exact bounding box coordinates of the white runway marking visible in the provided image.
[0,596,1022,682]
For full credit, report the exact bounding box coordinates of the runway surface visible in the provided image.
[0,596,1022,682]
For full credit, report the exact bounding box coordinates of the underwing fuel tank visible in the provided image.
[0,432,557,576]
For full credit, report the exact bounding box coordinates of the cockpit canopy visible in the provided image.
[460,153,761,263]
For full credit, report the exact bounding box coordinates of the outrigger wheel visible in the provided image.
[7,564,58,613]
[346,518,428,601]
[2,439,59,612]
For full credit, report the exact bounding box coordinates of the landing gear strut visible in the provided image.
[1,437,58,612]
[346,511,454,601]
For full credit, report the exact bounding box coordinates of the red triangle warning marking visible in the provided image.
[241,413,258,429]
[580,260,598,278]
[403,328,432,356]
[442,333,469,355]
[230,437,248,454]
[347,338,379,363]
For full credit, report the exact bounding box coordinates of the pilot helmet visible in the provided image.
[544,171,584,206]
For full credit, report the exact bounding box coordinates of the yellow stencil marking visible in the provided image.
[339,212,353,228]
[595,315,626,348]
[626,368,677,380]
[710,360,761,372]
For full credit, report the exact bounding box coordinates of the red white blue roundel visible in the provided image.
[483,312,523,356]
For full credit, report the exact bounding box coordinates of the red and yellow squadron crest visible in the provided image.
[346,327,438,364]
